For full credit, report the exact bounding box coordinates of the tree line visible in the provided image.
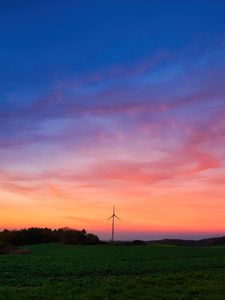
[0,227,100,246]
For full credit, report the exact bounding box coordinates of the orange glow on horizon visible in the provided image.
[1,175,225,240]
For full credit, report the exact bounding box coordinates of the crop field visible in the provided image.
[1,244,225,299]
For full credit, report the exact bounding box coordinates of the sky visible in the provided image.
[1,1,225,240]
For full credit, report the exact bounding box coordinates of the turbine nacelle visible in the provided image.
[107,214,121,220]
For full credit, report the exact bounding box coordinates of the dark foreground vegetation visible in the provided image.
[1,243,225,299]
[2,227,225,250]
[0,227,100,250]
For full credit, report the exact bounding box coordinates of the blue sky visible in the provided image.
[1,1,225,89]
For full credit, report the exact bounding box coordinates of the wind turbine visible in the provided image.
[107,205,121,242]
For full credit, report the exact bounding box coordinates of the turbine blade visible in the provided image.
[107,215,113,220]
[115,215,121,220]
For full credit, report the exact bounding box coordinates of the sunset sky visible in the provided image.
[1,1,225,240]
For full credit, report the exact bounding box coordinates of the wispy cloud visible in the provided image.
[1,42,225,234]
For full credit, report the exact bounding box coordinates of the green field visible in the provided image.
[1,243,225,299]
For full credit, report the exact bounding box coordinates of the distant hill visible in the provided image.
[109,236,225,247]
[2,227,225,248]
[147,236,225,247]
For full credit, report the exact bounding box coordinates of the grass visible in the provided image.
[1,243,225,299]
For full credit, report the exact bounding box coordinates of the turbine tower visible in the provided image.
[107,205,121,242]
